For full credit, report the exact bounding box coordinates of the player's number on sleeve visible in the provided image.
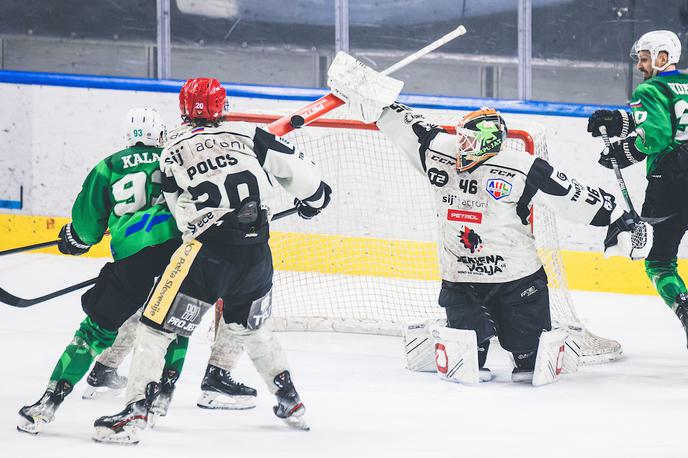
[674,100,688,141]
[187,171,260,211]
[112,170,161,216]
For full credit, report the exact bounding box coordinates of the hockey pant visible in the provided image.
[439,267,552,365]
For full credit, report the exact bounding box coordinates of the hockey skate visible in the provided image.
[272,370,309,431]
[17,380,73,434]
[197,364,257,410]
[511,350,537,383]
[82,362,128,400]
[92,382,159,445]
[674,293,688,349]
[148,367,179,426]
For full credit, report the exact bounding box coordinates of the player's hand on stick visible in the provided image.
[294,181,332,220]
[598,137,645,170]
[58,223,91,256]
[327,52,404,124]
[604,211,652,260]
[587,109,635,138]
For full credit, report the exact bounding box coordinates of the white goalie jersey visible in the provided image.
[160,122,323,241]
[377,103,624,283]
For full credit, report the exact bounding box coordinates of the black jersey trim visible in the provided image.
[165,129,252,151]
[515,158,561,225]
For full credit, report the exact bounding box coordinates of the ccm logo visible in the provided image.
[447,209,483,224]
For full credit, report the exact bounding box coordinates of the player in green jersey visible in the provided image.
[587,30,688,346]
[17,108,187,434]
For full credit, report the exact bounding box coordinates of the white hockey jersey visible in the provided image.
[377,103,624,283]
[160,122,323,241]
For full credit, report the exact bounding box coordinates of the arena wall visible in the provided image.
[0,71,678,296]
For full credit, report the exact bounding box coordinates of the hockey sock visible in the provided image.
[49,317,117,386]
[645,259,688,308]
[163,335,189,374]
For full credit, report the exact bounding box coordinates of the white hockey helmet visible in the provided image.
[632,30,681,72]
[124,107,167,147]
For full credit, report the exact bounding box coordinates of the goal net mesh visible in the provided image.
[228,112,622,365]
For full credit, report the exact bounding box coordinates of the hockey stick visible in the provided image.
[0,206,300,308]
[0,277,98,308]
[0,240,59,257]
[599,126,640,222]
[264,25,467,136]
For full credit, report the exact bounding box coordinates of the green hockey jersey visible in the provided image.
[630,70,688,174]
[70,145,180,260]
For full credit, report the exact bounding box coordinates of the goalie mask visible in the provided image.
[455,108,507,172]
[124,107,166,148]
[631,30,681,74]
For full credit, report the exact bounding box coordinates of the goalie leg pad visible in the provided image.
[403,320,445,372]
[532,329,570,387]
[429,325,479,385]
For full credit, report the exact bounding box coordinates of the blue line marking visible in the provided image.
[0,200,22,209]
[0,69,628,118]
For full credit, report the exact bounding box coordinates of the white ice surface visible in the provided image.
[1,254,687,458]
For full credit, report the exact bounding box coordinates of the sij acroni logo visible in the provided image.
[485,178,512,200]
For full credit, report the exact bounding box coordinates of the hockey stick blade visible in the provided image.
[0,240,59,257]
[0,277,97,308]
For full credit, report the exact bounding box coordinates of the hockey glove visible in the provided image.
[598,137,645,170]
[58,223,91,256]
[294,181,332,220]
[604,211,652,260]
[587,109,635,138]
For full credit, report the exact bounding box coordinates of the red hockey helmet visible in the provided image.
[179,78,226,123]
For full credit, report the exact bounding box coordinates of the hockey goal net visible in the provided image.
[227,112,622,365]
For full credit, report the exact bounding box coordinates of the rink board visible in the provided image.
[0,213,660,295]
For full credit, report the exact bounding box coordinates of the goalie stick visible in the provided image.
[251,25,467,137]
[0,206,300,308]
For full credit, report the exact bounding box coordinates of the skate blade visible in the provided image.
[82,386,124,400]
[283,415,310,431]
[479,369,494,383]
[196,392,256,410]
[92,426,140,445]
[512,372,534,383]
[17,417,41,435]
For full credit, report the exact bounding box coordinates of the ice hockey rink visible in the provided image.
[1,253,686,458]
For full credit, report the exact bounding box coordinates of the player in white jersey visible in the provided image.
[328,55,650,384]
[92,78,330,444]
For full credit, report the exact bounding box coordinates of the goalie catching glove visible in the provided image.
[604,211,652,260]
[58,223,91,256]
[327,51,404,124]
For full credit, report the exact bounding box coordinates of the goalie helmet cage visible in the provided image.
[226,112,622,365]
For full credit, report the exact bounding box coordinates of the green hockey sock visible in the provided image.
[48,316,117,387]
[163,335,189,374]
[645,258,688,308]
